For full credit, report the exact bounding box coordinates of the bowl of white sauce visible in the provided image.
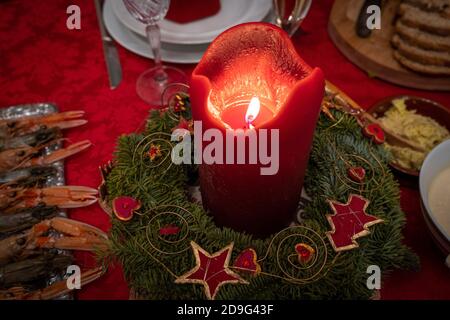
[420,139,450,257]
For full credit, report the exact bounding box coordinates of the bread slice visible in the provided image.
[395,20,450,52]
[398,3,450,36]
[392,35,450,67]
[404,0,450,18]
[393,51,450,75]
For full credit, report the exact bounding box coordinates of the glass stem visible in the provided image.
[146,23,167,84]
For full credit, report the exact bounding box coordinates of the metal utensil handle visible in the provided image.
[95,0,109,40]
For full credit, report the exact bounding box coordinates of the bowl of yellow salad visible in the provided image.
[368,96,450,176]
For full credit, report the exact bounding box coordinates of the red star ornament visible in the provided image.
[148,144,162,161]
[326,194,383,252]
[175,241,247,300]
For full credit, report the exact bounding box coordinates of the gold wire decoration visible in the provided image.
[132,132,175,177]
[122,204,199,280]
[323,132,387,194]
[228,225,333,285]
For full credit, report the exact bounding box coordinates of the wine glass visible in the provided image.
[273,0,312,37]
[123,0,186,106]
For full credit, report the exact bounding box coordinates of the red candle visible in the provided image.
[190,23,325,237]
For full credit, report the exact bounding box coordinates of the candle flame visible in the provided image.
[245,97,260,128]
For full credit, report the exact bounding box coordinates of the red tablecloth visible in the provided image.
[1,0,449,300]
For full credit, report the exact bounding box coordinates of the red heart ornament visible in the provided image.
[295,243,315,264]
[112,196,141,222]
[233,248,261,276]
[362,123,385,144]
[348,166,366,182]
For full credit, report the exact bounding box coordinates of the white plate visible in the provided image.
[420,139,450,242]
[104,0,208,63]
[110,0,273,44]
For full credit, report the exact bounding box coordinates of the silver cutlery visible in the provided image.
[95,0,122,89]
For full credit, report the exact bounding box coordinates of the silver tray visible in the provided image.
[0,103,66,190]
[0,103,71,299]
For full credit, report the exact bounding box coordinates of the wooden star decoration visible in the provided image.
[326,194,383,252]
[175,241,247,300]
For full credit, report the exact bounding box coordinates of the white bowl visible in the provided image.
[419,139,450,255]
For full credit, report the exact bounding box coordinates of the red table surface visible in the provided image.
[0,0,449,300]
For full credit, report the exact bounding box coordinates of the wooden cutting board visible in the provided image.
[328,0,450,91]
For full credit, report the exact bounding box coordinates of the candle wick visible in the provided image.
[246,115,254,129]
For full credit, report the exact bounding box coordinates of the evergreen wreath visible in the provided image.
[101,92,419,300]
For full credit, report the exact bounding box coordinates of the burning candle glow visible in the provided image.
[220,96,274,130]
[245,97,261,129]
[190,23,325,237]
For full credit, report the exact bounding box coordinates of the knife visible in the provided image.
[356,0,382,38]
[95,0,122,89]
